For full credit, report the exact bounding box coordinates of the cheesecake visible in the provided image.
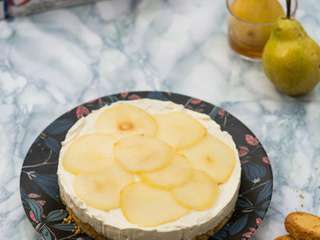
[58,99,241,240]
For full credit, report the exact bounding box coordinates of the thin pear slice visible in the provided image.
[114,135,174,173]
[172,170,219,211]
[74,163,134,211]
[141,154,193,190]
[120,182,188,227]
[154,111,207,149]
[182,134,236,184]
[95,103,157,137]
[63,134,117,175]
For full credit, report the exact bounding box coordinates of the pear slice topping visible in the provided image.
[120,182,188,227]
[182,134,236,184]
[114,135,174,173]
[96,104,157,137]
[62,134,117,175]
[172,170,219,211]
[141,154,193,190]
[154,111,207,149]
[74,163,134,211]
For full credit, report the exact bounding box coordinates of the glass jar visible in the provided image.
[227,0,298,61]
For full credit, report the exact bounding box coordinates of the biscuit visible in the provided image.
[285,212,320,240]
[274,235,295,240]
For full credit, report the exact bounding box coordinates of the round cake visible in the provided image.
[58,99,241,240]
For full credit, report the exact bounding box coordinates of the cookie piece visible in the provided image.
[285,212,320,240]
[274,235,295,240]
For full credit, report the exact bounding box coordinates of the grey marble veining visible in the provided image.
[0,0,320,239]
[224,101,320,239]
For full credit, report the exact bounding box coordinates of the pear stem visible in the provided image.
[286,0,291,18]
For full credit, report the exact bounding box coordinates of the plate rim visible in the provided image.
[20,91,273,240]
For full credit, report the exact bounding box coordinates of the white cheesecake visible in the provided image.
[58,99,241,240]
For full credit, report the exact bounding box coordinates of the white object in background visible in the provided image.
[1,0,107,19]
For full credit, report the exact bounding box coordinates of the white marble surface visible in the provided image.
[0,0,319,239]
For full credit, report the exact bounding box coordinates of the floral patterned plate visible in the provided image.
[20,91,272,240]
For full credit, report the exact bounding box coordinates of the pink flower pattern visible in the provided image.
[120,92,129,98]
[256,217,263,226]
[190,98,202,105]
[245,134,259,146]
[241,227,257,239]
[239,146,249,157]
[28,193,40,199]
[76,106,90,119]
[262,156,270,165]
[37,200,46,206]
[218,109,225,117]
[128,94,141,100]
[29,211,38,223]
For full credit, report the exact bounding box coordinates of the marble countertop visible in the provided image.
[0,0,319,239]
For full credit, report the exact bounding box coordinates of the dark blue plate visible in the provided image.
[20,91,272,240]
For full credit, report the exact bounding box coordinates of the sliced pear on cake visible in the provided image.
[172,170,219,211]
[120,182,188,227]
[95,103,157,137]
[182,134,236,184]
[62,134,117,175]
[74,163,134,211]
[154,111,206,149]
[114,135,174,173]
[141,154,193,190]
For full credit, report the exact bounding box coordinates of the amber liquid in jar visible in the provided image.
[229,38,264,59]
[228,20,273,59]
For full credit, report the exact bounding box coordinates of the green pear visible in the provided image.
[263,18,320,96]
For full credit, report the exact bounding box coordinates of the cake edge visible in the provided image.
[59,179,240,240]
[66,206,235,240]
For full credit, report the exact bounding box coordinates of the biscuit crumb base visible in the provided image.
[66,207,234,240]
